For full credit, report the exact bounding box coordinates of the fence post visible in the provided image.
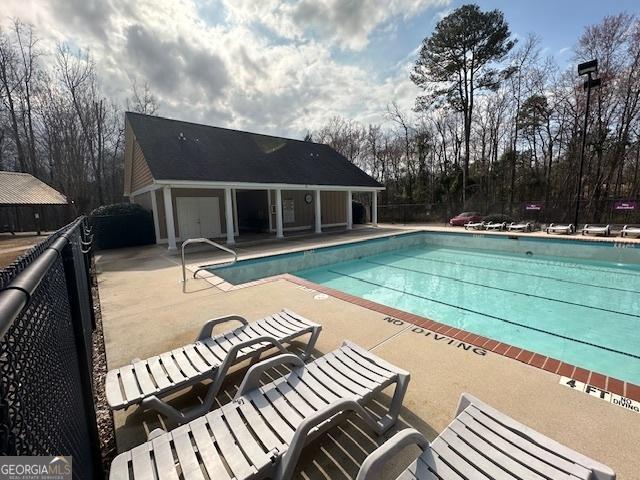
[61,238,103,479]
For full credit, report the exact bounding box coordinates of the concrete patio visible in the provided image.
[96,226,640,479]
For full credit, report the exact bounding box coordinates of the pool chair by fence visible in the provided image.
[109,341,411,480]
[582,224,611,237]
[621,225,640,237]
[356,393,615,480]
[507,222,533,232]
[546,223,575,235]
[464,221,485,230]
[105,309,321,424]
[484,222,507,231]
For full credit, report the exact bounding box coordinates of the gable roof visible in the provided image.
[0,171,67,205]
[125,112,382,189]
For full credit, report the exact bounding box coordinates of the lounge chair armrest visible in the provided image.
[170,336,288,425]
[356,429,429,480]
[196,314,249,341]
[276,399,382,480]
[234,353,304,398]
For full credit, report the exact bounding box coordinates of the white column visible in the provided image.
[232,189,239,236]
[314,190,322,234]
[150,189,161,243]
[372,190,378,227]
[162,186,177,251]
[346,190,353,230]
[275,188,284,239]
[224,187,235,245]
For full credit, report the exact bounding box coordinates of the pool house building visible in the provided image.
[124,112,384,249]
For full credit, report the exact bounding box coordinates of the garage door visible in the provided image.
[176,197,222,239]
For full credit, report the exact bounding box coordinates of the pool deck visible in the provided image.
[96,225,640,479]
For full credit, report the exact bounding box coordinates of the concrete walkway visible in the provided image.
[97,229,639,479]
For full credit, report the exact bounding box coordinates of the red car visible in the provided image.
[449,211,483,226]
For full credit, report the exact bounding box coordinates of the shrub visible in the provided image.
[482,213,513,224]
[90,202,149,216]
[352,200,366,224]
[89,202,155,249]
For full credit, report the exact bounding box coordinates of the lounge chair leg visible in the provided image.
[141,395,186,425]
[377,372,410,433]
[301,326,321,360]
[275,399,382,480]
[142,336,288,425]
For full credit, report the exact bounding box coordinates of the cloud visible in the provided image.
[1,0,428,138]
[222,0,449,51]
[125,24,229,98]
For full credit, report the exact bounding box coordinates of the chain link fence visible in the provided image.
[379,199,640,226]
[0,217,102,479]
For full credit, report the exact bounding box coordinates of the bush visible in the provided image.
[90,202,149,216]
[482,213,513,224]
[89,203,155,249]
[352,200,366,224]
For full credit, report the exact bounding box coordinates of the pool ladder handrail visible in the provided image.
[181,238,237,283]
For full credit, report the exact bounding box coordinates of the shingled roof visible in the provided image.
[126,112,383,188]
[0,171,67,205]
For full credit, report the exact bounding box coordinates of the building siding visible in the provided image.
[321,191,347,224]
[131,141,154,192]
[135,191,152,211]
[269,189,347,230]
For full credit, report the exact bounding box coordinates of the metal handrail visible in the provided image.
[181,238,237,283]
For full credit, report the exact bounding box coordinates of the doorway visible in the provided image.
[176,197,222,239]
[236,190,269,233]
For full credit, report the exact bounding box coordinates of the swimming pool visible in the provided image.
[211,232,640,384]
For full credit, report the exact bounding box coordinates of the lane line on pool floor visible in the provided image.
[419,247,640,278]
[327,269,640,361]
[390,252,640,294]
[363,259,640,318]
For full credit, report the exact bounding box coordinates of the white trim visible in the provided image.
[275,189,284,239]
[267,190,273,231]
[346,190,353,230]
[150,190,161,244]
[224,188,235,245]
[372,190,378,227]
[130,183,161,197]
[163,186,177,251]
[314,189,322,234]
[232,188,239,236]
[153,179,385,192]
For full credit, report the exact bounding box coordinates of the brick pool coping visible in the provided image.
[257,273,640,403]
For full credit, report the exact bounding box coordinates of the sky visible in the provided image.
[2,0,639,139]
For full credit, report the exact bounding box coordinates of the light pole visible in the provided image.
[574,59,601,228]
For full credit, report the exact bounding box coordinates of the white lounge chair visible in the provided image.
[356,393,615,480]
[464,221,485,230]
[507,221,533,232]
[621,224,640,237]
[546,223,575,234]
[105,309,321,424]
[109,341,410,480]
[582,224,611,236]
[484,221,506,231]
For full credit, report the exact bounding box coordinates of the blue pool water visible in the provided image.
[212,233,640,384]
